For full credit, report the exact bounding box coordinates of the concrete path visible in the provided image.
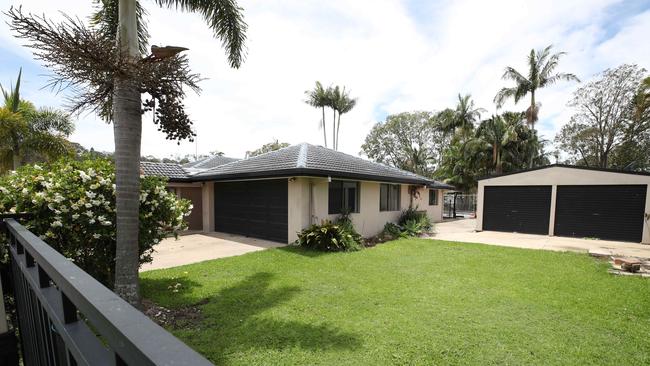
[432,219,650,259]
[141,232,285,271]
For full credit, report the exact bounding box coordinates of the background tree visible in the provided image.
[0,69,74,172]
[442,94,485,133]
[332,86,357,150]
[494,45,579,129]
[246,139,290,158]
[305,81,329,148]
[361,111,443,176]
[435,111,546,190]
[555,64,649,169]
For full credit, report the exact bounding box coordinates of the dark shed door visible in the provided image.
[214,179,288,243]
[483,186,552,235]
[554,185,646,242]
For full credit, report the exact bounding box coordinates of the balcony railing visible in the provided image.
[2,218,214,366]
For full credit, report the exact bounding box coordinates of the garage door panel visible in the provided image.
[483,186,552,235]
[214,180,288,243]
[554,185,646,242]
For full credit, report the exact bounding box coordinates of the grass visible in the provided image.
[141,239,650,365]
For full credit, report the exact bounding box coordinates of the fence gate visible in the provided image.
[443,193,477,218]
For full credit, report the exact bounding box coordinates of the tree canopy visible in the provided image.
[361,111,444,177]
[246,139,290,158]
[555,64,649,169]
[0,68,74,172]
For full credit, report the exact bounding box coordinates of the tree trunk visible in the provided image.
[332,109,336,150]
[11,145,20,170]
[113,0,142,307]
[529,90,536,129]
[335,112,341,150]
[321,106,327,148]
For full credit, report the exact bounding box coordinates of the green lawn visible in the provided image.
[141,239,650,365]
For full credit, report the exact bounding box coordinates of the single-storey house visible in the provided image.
[141,143,453,243]
[476,165,650,244]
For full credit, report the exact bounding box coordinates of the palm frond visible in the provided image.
[542,72,580,87]
[91,0,150,55]
[154,0,247,68]
[494,87,518,108]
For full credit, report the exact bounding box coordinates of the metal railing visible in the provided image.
[2,218,214,366]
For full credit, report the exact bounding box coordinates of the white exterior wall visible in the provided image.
[287,178,445,241]
[475,166,650,244]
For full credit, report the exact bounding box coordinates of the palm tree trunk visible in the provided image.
[113,0,142,306]
[335,112,341,150]
[12,145,20,170]
[332,109,336,150]
[321,106,327,148]
[529,90,536,130]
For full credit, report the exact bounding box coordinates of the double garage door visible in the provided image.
[214,179,288,243]
[483,185,647,242]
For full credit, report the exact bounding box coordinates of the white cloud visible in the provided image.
[0,0,648,160]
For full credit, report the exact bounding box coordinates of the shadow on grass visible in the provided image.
[277,245,337,258]
[144,272,362,363]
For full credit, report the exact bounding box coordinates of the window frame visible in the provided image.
[429,189,439,206]
[328,180,360,214]
[380,183,401,212]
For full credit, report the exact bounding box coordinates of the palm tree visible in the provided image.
[96,0,246,305]
[494,45,579,130]
[0,69,74,171]
[476,115,517,174]
[440,94,485,136]
[332,86,357,150]
[304,81,329,148]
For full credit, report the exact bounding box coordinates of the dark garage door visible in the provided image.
[483,186,552,235]
[554,185,646,242]
[214,179,288,243]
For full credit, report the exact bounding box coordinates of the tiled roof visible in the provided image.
[184,155,240,169]
[140,162,189,179]
[194,143,454,188]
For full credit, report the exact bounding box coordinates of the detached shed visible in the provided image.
[476,165,650,244]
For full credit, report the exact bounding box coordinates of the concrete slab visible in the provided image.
[141,231,285,271]
[431,219,650,259]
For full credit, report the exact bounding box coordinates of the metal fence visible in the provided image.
[2,218,214,366]
[443,193,477,218]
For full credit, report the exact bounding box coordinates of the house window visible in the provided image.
[328,180,360,214]
[380,184,401,211]
[429,189,438,205]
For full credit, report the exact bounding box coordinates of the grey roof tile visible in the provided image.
[140,162,189,179]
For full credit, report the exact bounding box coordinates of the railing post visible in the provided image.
[0,271,20,366]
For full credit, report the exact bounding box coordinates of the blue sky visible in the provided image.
[1,0,649,159]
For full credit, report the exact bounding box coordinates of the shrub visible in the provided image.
[335,210,362,244]
[295,220,362,252]
[0,158,191,287]
[381,222,407,240]
[379,208,434,240]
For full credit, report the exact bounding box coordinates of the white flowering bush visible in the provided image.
[0,158,191,287]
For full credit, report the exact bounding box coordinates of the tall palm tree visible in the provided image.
[494,45,579,130]
[332,86,357,150]
[304,81,329,148]
[0,69,74,172]
[97,0,246,305]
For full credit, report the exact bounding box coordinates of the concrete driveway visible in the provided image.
[432,219,650,259]
[141,232,285,271]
